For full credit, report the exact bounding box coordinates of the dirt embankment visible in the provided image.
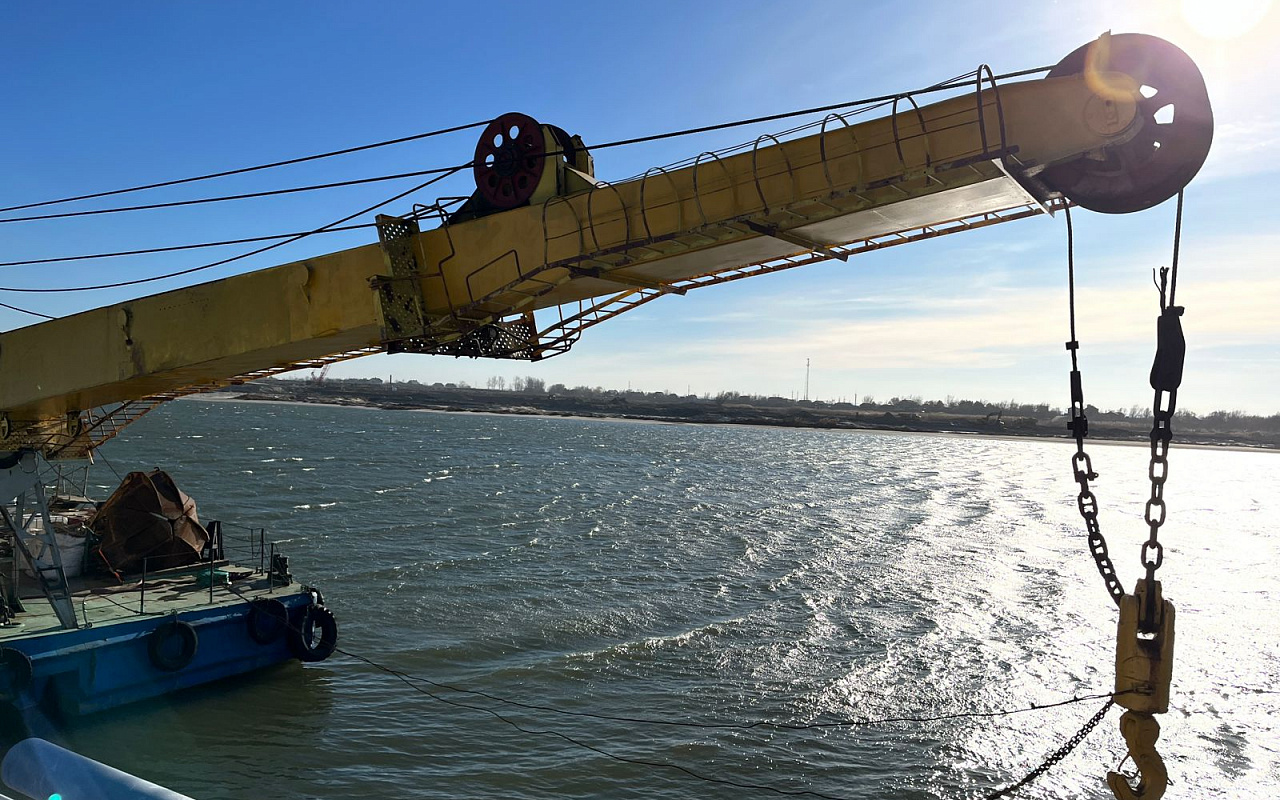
[221,382,1280,451]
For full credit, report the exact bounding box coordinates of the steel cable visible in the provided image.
[985,698,1115,799]
[0,64,1052,315]
[0,120,489,215]
[0,299,51,319]
[0,168,462,296]
[337,645,1124,731]
[0,64,1052,221]
[0,223,379,269]
[0,107,1015,280]
[0,167,474,225]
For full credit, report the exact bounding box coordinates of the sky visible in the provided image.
[1,1,1277,414]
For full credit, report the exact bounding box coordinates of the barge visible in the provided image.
[0,451,337,719]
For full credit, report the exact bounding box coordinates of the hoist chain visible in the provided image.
[1142,341,1177,586]
[1071,431,1125,606]
[1063,193,1188,618]
[986,698,1116,799]
[1141,189,1187,627]
[1062,206,1125,607]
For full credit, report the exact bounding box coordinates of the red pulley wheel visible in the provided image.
[473,112,547,210]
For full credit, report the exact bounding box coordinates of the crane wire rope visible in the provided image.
[0,63,1052,223]
[335,644,1124,731]
[0,222,381,269]
[214,583,856,800]
[984,698,1115,799]
[0,299,52,320]
[358,656,853,800]
[235,580,1142,799]
[0,64,1050,318]
[616,63,993,180]
[1056,192,1192,797]
[0,105,1006,283]
[0,119,490,216]
[0,167,474,225]
[0,69,960,229]
[1063,205,1126,606]
[335,644,1126,800]
[0,97,896,227]
[0,167,463,307]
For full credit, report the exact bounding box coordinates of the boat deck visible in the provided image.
[0,563,289,643]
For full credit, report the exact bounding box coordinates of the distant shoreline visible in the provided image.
[183,392,1279,453]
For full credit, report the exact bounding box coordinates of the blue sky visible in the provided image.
[1,1,1276,413]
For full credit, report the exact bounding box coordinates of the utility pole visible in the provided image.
[804,358,810,402]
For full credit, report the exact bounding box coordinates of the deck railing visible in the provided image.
[134,520,281,615]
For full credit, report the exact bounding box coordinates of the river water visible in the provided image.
[47,399,1280,799]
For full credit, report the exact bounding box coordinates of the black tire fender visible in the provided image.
[288,605,337,663]
[247,598,289,645]
[0,647,33,701]
[148,619,198,672]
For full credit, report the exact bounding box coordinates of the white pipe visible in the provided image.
[1,738,193,800]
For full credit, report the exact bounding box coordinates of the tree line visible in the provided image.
[297,376,1280,432]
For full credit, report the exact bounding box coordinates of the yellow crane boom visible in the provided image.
[0,33,1212,459]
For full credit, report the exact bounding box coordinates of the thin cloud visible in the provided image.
[1197,117,1280,182]
[663,231,1280,372]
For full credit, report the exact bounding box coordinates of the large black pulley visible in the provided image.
[473,112,546,210]
[1041,34,1213,214]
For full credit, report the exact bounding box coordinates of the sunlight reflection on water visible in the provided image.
[51,400,1280,799]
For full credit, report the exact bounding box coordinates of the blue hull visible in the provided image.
[3,591,317,716]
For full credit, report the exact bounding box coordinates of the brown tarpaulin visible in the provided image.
[90,470,209,575]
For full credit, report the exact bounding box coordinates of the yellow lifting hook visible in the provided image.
[1106,579,1175,800]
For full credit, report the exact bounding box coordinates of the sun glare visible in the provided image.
[1181,0,1273,39]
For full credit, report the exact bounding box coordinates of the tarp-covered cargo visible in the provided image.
[90,470,209,575]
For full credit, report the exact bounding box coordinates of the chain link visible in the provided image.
[1141,243,1186,635]
[1061,206,1126,608]
[1142,389,1175,584]
[1071,439,1125,606]
[986,698,1116,799]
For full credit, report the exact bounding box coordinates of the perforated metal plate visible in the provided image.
[374,215,427,342]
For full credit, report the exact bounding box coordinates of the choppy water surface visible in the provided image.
[53,399,1280,799]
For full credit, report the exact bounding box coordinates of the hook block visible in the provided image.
[1115,580,1175,714]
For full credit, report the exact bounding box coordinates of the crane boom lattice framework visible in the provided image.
[0,33,1212,463]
